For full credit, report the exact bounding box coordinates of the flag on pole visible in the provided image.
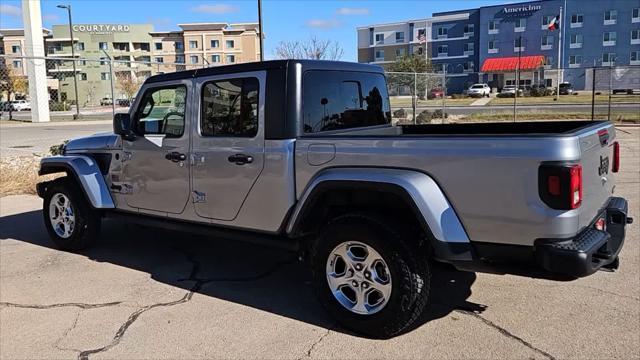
[548,15,560,31]
[418,34,426,44]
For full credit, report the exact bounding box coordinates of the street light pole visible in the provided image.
[58,4,80,119]
[258,0,264,61]
[102,50,116,117]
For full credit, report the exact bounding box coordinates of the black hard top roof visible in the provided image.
[145,59,384,84]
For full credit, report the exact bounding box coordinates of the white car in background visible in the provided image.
[6,100,31,111]
[466,83,491,97]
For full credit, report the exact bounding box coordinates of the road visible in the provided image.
[0,128,638,359]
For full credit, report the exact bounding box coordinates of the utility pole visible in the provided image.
[513,35,522,122]
[442,64,446,123]
[258,0,264,61]
[102,50,116,117]
[57,4,80,119]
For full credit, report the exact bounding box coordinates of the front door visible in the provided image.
[122,80,191,214]
[191,72,265,221]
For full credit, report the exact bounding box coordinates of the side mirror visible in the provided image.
[113,113,136,141]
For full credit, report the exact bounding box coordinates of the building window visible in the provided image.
[632,30,640,44]
[226,40,234,49]
[226,55,235,63]
[464,24,474,36]
[463,61,474,72]
[570,33,583,48]
[375,49,384,61]
[12,45,21,53]
[211,40,219,48]
[544,55,553,68]
[175,55,185,63]
[542,15,554,29]
[488,20,499,34]
[100,72,110,80]
[155,57,163,63]
[211,54,220,63]
[375,33,384,44]
[139,43,150,51]
[603,32,617,46]
[569,55,582,68]
[79,73,87,81]
[464,42,474,55]
[488,40,498,53]
[75,42,85,51]
[395,48,405,57]
[631,51,639,64]
[437,45,448,57]
[515,18,526,32]
[570,14,584,27]
[99,57,107,65]
[395,32,405,43]
[99,42,108,50]
[78,60,86,66]
[417,28,426,40]
[602,53,616,66]
[113,42,129,51]
[633,8,640,23]
[12,60,22,68]
[189,40,198,49]
[190,55,199,64]
[175,41,184,51]
[541,35,553,50]
[437,27,447,38]
[604,10,617,25]
[514,37,524,51]
[155,42,163,50]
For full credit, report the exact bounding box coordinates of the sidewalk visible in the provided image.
[0,118,112,128]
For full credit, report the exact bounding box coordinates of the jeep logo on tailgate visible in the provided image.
[599,156,609,176]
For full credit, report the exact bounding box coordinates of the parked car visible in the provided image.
[37,60,632,339]
[466,83,490,97]
[499,85,524,97]
[100,97,113,106]
[5,100,31,111]
[559,82,574,95]
[428,87,444,99]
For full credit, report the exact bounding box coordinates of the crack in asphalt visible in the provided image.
[298,328,331,360]
[0,301,122,309]
[76,250,296,360]
[54,310,84,354]
[455,309,556,360]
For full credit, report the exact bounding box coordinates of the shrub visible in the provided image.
[416,110,432,124]
[432,109,448,119]
[451,93,468,99]
[393,108,407,118]
[49,140,69,156]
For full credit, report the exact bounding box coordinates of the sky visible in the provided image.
[0,0,523,61]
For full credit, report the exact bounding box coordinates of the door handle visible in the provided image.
[165,152,187,162]
[227,154,253,165]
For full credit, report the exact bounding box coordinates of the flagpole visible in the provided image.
[555,6,563,101]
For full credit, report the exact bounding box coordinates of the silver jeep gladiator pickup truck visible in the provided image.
[37,60,632,338]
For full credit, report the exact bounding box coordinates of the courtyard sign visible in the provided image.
[72,24,131,33]
[503,4,542,14]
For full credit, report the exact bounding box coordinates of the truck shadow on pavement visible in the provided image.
[0,210,483,337]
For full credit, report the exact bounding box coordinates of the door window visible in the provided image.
[200,77,259,137]
[134,85,187,137]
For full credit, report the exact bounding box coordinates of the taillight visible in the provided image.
[539,163,582,210]
[612,141,620,173]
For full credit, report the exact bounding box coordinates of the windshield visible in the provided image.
[471,85,484,89]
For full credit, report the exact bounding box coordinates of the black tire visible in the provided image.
[42,177,100,251]
[310,213,430,338]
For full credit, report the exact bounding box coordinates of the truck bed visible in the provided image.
[401,121,607,136]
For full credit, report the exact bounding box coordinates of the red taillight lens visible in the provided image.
[539,163,582,210]
[612,141,620,173]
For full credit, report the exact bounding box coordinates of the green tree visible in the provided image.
[387,55,438,122]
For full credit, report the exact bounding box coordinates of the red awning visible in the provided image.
[481,56,545,72]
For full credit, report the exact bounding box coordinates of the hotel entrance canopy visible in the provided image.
[481,56,545,72]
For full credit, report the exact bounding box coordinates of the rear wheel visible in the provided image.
[311,213,430,338]
[42,178,100,251]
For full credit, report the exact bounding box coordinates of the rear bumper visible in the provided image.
[535,197,632,277]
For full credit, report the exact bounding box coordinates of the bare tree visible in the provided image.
[0,63,29,120]
[274,37,344,60]
[115,72,142,101]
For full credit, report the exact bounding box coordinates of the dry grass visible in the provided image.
[0,156,60,197]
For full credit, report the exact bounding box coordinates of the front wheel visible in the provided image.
[42,178,101,251]
[311,213,430,338]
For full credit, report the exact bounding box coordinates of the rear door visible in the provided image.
[190,71,265,220]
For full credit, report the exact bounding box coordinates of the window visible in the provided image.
[211,55,220,63]
[189,40,198,49]
[78,60,86,66]
[569,55,582,67]
[154,56,164,63]
[488,40,498,53]
[604,10,617,24]
[437,44,448,56]
[100,57,107,65]
[603,31,617,45]
[542,15,554,28]
[139,43,150,51]
[155,42,163,50]
[211,40,219,48]
[488,20,499,33]
[541,35,553,49]
[634,8,640,22]
[570,33,583,48]
[417,29,426,39]
[226,55,235,63]
[570,14,584,28]
[79,73,87,81]
[302,71,391,134]
[12,45,21,53]
[514,37,524,50]
[113,42,129,51]
[437,27,448,37]
[464,42,474,54]
[375,33,384,44]
[135,86,187,138]
[175,55,185,63]
[226,40,235,48]
[190,55,199,64]
[99,42,108,50]
[395,32,404,43]
[544,55,553,68]
[631,30,640,44]
[75,42,85,51]
[12,60,21,68]
[464,24,474,35]
[602,53,616,65]
[463,61,474,72]
[175,41,184,50]
[201,78,259,137]
[375,49,384,60]
[515,18,526,31]
[631,51,639,64]
[100,72,110,80]
[395,48,405,57]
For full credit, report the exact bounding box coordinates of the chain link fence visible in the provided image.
[387,66,640,125]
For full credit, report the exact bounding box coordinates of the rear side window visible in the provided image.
[303,71,391,134]
[201,77,259,137]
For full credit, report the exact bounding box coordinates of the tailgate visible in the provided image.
[578,123,617,229]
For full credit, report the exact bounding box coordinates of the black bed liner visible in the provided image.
[401,121,609,136]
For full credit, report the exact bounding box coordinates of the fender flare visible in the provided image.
[39,155,115,209]
[286,168,469,246]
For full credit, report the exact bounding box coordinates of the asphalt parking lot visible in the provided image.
[0,127,638,359]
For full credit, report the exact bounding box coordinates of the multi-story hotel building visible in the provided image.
[358,0,640,93]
